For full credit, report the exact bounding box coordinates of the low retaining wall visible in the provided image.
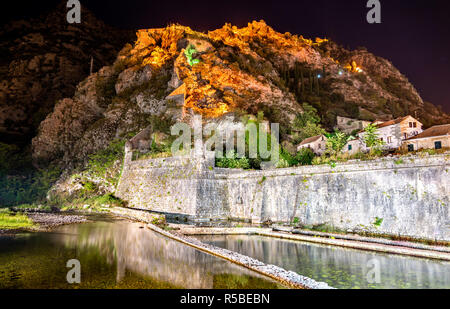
[116,154,450,242]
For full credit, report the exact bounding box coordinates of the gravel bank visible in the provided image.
[27,213,88,230]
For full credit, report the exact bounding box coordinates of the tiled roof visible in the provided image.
[299,135,324,146]
[406,124,450,140]
[375,116,411,129]
[358,115,420,133]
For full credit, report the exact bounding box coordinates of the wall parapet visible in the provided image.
[216,154,450,179]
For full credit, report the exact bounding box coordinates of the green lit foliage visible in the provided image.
[135,134,175,161]
[277,147,315,168]
[325,130,351,155]
[292,103,326,143]
[213,112,278,170]
[184,44,201,66]
[244,113,276,169]
[373,217,384,227]
[215,151,251,169]
[0,210,36,230]
[59,194,124,212]
[294,103,321,127]
[86,139,125,187]
[295,147,316,166]
[214,110,318,169]
[85,194,123,208]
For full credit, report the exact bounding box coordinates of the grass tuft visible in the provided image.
[0,210,36,230]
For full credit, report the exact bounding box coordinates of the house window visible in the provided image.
[435,141,442,150]
[413,122,417,128]
[409,122,413,128]
[380,137,383,142]
[408,144,414,152]
[348,145,352,151]
[387,136,392,143]
[404,133,408,139]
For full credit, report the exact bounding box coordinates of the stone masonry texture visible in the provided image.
[116,154,450,241]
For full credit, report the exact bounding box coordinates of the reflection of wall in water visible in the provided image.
[206,235,450,288]
[55,222,260,288]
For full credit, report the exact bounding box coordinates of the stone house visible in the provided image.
[344,137,365,155]
[297,135,327,155]
[335,116,371,134]
[357,115,423,152]
[402,124,450,152]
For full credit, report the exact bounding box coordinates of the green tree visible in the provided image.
[295,147,315,165]
[294,103,321,127]
[325,130,351,155]
[296,122,326,143]
[362,124,384,150]
[293,103,326,142]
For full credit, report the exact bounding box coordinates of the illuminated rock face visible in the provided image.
[117,20,450,127]
[130,22,305,120]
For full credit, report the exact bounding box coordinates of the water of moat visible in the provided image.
[197,235,450,289]
[0,217,282,289]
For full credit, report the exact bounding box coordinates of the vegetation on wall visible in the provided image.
[279,147,316,167]
[216,152,251,169]
[42,139,129,211]
[85,139,126,188]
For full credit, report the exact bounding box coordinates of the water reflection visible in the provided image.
[197,235,450,289]
[0,218,280,289]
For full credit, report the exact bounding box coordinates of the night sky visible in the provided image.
[3,0,450,112]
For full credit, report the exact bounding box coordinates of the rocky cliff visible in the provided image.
[32,20,450,167]
[0,4,133,144]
